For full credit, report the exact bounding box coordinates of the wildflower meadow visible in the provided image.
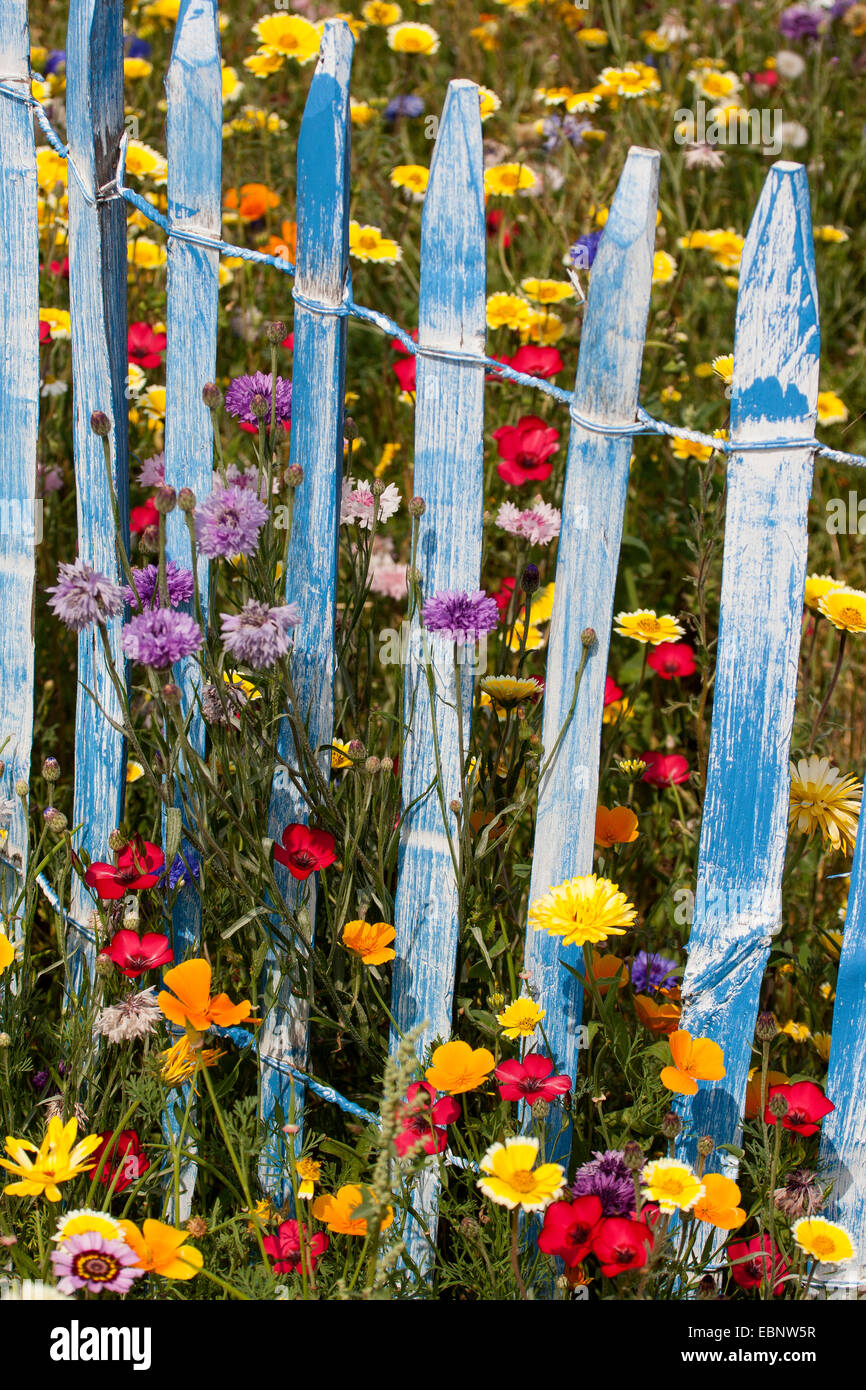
[3,0,866,1346]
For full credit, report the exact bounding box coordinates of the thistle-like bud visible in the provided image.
[344,416,359,441]
[379,757,394,774]
[660,1111,682,1140]
[0,1033,10,1048]
[285,464,304,488]
[202,382,222,410]
[756,1012,778,1043]
[406,565,423,584]
[520,563,540,595]
[460,1216,482,1241]
[162,682,182,707]
[154,485,177,515]
[407,496,426,517]
[42,757,60,783]
[768,1092,789,1119]
[347,739,366,763]
[94,954,115,978]
[177,487,196,513]
[108,829,127,851]
[90,411,111,436]
[696,1135,715,1158]
[364,756,381,774]
[531,1099,549,1120]
[14,778,28,798]
[581,627,597,648]
[250,393,269,421]
[449,799,462,815]
[138,524,160,554]
[622,1140,645,1172]
[267,320,287,345]
[43,807,67,834]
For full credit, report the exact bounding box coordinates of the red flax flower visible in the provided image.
[641,751,690,786]
[728,1234,789,1295]
[538,1196,603,1267]
[764,1081,835,1137]
[494,1053,571,1103]
[647,642,696,679]
[84,838,164,900]
[500,345,563,378]
[493,415,559,485]
[273,823,337,880]
[263,1219,329,1275]
[394,1082,460,1158]
[604,675,623,706]
[92,1129,150,1192]
[130,498,160,535]
[591,1216,654,1277]
[128,321,167,368]
[391,330,418,393]
[99,929,173,977]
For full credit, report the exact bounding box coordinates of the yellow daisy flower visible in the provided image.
[349,221,402,263]
[805,575,843,611]
[641,1157,703,1214]
[128,237,167,270]
[529,873,637,949]
[565,90,603,113]
[788,755,862,853]
[598,64,660,98]
[671,436,714,462]
[496,998,546,1039]
[350,98,376,126]
[520,277,575,305]
[1,1118,103,1202]
[576,27,609,47]
[479,676,543,712]
[124,140,168,183]
[244,50,285,78]
[390,164,429,199]
[477,1137,566,1212]
[614,609,685,645]
[712,354,734,385]
[53,1208,129,1243]
[362,0,401,23]
[252,13,321,63]
[816,391,848,426]
[652,251,677,284]
[691,68,740,101]
[484,163,537,197]
[818,586,866,633]
[792,1218,854,1264]
[479,87,501,120]
[814,225,849,244]
[486,292,533,331]
[386,21,440,54]
[124,57,153,80]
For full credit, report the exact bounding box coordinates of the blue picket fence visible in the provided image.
[2,0,866,1285]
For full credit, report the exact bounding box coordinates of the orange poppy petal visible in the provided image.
[161,959,212,1015]
[207,994,253,1027]
[660,1065,697,1095]
[689,1038,726,1080]
[157,991,210,1031]
[667,1029,693,1070]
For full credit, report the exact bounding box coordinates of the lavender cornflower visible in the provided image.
[539,115,593,152]
[572,1150,635,1217]
[195,484,269,559]
[51,1232,145,1296]
[95,988,161,1044]
[384,93,425,120]
[137,451,165,487]
[224,371,292,428]
[220,599,301,669]
[778,5,826,38]
[121,608,203,669]
[47,560,124,632]
[631,950,678,993]
[422,589,500,645]
[124,562,195,611]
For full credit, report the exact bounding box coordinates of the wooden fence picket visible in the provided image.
[259,19,354,1202]
[0,0,39,925]
[520,147,659,1164]
[675,163,820,1171]
[159,0,222,1221]
[387,78,486,1269]
[65,0,129,977]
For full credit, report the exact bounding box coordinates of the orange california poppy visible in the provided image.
[424,1040,495,1095]
[660,1028,726,1096]
[264,219,297,262]
[744,1067,788,1119]
[157,958,254,1032]
[312,1184,394,1236]
[118,1218,203,1279]
[223,183,279,221]
[693,1173,746,1230]
[594,804,639,847]
[633,992,681,1035]
[580,949,628,995]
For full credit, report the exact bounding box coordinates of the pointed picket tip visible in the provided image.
[296,19,354,301]
[167,0,219,63]
[730,161,819,435]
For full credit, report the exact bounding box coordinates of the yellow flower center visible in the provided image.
[838,607,863,625]
[809,1234,837,1257]
[509,1169,537,1192]
[637,617,661,634]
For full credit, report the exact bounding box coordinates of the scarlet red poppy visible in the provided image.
[647,642,696,680]
[493,415,560,485]
[263,1219,329,1275]
[92,1129,150,1192]
[130,498,159,535]
[486,209,519,247]
[273,823,337,880]
[48,256,69,277]
[494,1053,571,1104]
[84,839,165,900]
[282,331,294,352]
[764,1080,835,1137]
[99,928,173,977]
[538,1196,603,1267]
[391,330,418,394]
[591,1216,654,1277]
[604,675,623,706]
[128,321,167,369]
[500,345,564,379]
[728,1234,789,1295]
[641,751,690,786]
[493,576,517,618]
[394,1081,460,1158]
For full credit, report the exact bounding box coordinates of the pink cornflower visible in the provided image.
[495,499,561,547]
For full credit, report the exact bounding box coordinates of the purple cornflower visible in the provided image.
[384,94,425,120]
[50,1232,145,1295]
[47,560,124,632]
[572,1150,635,1218]
[168,847,200,891]
[421,590,500,645]
[631,950,678,993]
[43,50,66,75]
[124,562,195,611]
[540,115,593,152]
[224,372,292,428]
[138,451,165,487]
[121,608,203,668]
[568,229,603,271]
[195,484,269,559]
[32,1069,50,1092]
[778,5,825,39]
[220,599,301,669]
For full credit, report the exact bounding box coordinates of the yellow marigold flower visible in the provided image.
[1,1117,103,1202]
[350,98,376,126]
[693,1173,746,1230]
[814,225,849,243]
[641,28,670,52]
[484,163,537,197]
[614,609,684,645]
[660,386,682,404]
[124,140,168,183]
[565,89,603,113]
[125,760,145,785]
[521,277,575,305]
[244,49,285,78]
[38,307,71,340]
[521,310,565,345]
[124,57,153,80]
[496,998,546,1039]
[479,676,542,712]
[36,147,68,190]
[313,1184,394,1235]
[691,68,740,101]
[641,1157,703,1214]
[295,1157,322,1200]
[479,86,501,120]
[529,873,637,949]
[781,1019,811,1042]
[341,919,396,966]
[535,86,574,106]
[390,163,429,199]
[425,1039,495,1094]
[598,64,660,98]
[792,1218,854,1264]
[652,250,677,284]
[789,755,862,854]
[362,0,401,22]
[671,436,714,462]
[804,574,842,610]
[812,1032,832,1062]
[128,237,167,270]
[576,27,609,47]
[253,13,321,63]
[0,930,14,975]
[706,229,744,269]
[818,586,866,633]
[712,354,734,385]
[486,292,533,331]
[349,221,402,263]
[816,390,848,426]
[53,1209,128,1243]
[160,1035,225,1088]
[387,21,440,53]
[478,1137,566,1212]
[118,1218,202,1279]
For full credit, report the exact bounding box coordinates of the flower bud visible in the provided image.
[347,739,366,762]
[622,1141,644,1172]
[380,757,394,774]
[162,682,182,706]
[696,1135,715,1158]
[371,477,386,496]
[581,627,597,648]
[531,1099,549,1120]
[406,565,423,584]
[449,799,462,815]
[343,417,358,442]
[520,563,540,595]
[285,464,304,488]
[42,758,60,783]
[186,1216,209,1238]
[94,953,115,978]
[250,393,269,421]
[768,1092,789,1119]
[0,1033,10,1048]
[108,829,127,851]
[90,411,111,436]
[407,496,426,517]
[154,485,177,515]
[177,487,197,512]
[267,320,287,345]
[138,524,160,554]
[460,1216,481,1241]
[43,808,67,834]
[14,779,28,798]
[755,1012,777,1043]
[364,756,381,774]
[202,382,222,410]
[660,1111,682,1140]
[283,1123,300,1136]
